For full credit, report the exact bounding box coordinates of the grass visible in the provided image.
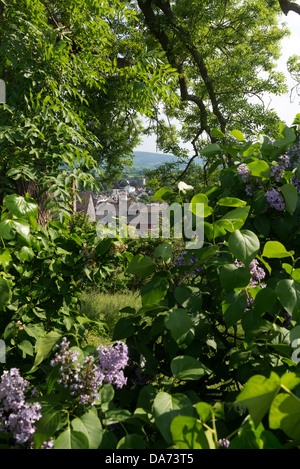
[80,289,142,344]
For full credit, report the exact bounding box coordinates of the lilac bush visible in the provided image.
[265,187,285,211]
[0,368,42,446]
[173,250,204,283]
[235,259,266,310]
[51,337,104,405]
[97,340,129,389]
[218,438,230,448]
[248,259,266,287]
[237,163,251,182]
[51,338,129,405]
[237,144,300,210]
[234,258,266,287]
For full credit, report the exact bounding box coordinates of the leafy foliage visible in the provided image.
[1,0,300,451]
[135,0,289,166]
[0,0,178,220]
[0,194,127,374]
[1,119,300,449]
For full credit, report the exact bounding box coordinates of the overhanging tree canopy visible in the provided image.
[134,0,290,165]
[0,0,297,222]
[0,0,177,222]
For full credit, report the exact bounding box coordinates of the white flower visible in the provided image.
[178,181,194,194]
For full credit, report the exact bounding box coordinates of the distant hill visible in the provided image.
[59,150,203,174]
[130,151,202,170]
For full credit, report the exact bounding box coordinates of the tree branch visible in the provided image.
[136,0,220,142]
[154,0,227,133]
[278,0,300,15]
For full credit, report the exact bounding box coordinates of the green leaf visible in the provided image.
[216,206,250,232]
[196,402,212,423]
[269,393,300,441]
[99,383,115,406]
[222,291,248,326]
[211,128,225,138]
[117,434,145,449]
[31,331,62,371]
[153,186,176,202]
[247,159,270,178]
[189,193,212,218]
[95,237,112,256]
[126,254,156,278]
[71,409,103,449]
[217,197,247,207]
[253,287,277,314]
[262,241,293,259]
[164,309,193,345]
[280,183,298,215]
[291,269,300,282]
[18,340,34,357]
[281,371,300,391]
[54,427,89,449]
[237,372,281,427]
[152,392,194,444]
[18,246,35,263]
[0,220,15,240]
[228,229,260,266]
[290,325,300,344]
[170,415,210,449]
[4,194,38,218]
[34,401,62,448]
[230,129,245,141]
[170,355,208,380]
[174,286,202,314]
[104,408,132,424]
[0,249,12,270]
[12,219,30,238]
[200,143,221,157]
[253,216,270,237]
[220,264,251,290]
[276,279,300,321]
[274,125,296,148]
[229,419,280,449]
[141,276,169,306]
[0,278,11,308]
[154,242,173,262]
[112,316,135,340]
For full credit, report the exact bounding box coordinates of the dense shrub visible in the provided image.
[1,120,300,449]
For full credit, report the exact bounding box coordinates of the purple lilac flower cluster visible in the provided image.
[286,143,300,165]
[0,368,42,445]
[237,163,264,197]
[173,250,204,281]
[40,438,54,449]
[97,341,129,389]
[235,258,266,288]
[237,163,250,182]
[218,438,230,448]
[265,187,285,211]
[237,144,300,211]
[51,337,104,405]
[285,145,300,192]
[270,154,291,181]
[248,259,266,287]
[235,259,266,310]
[51,338,129,404]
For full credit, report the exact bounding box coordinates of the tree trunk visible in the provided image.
[14,178,51,227]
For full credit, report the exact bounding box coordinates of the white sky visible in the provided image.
[269,11,300,125]
[135,9,300,154]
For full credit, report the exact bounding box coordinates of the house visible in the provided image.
[75,191,96,222]
[96,198,163,236]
